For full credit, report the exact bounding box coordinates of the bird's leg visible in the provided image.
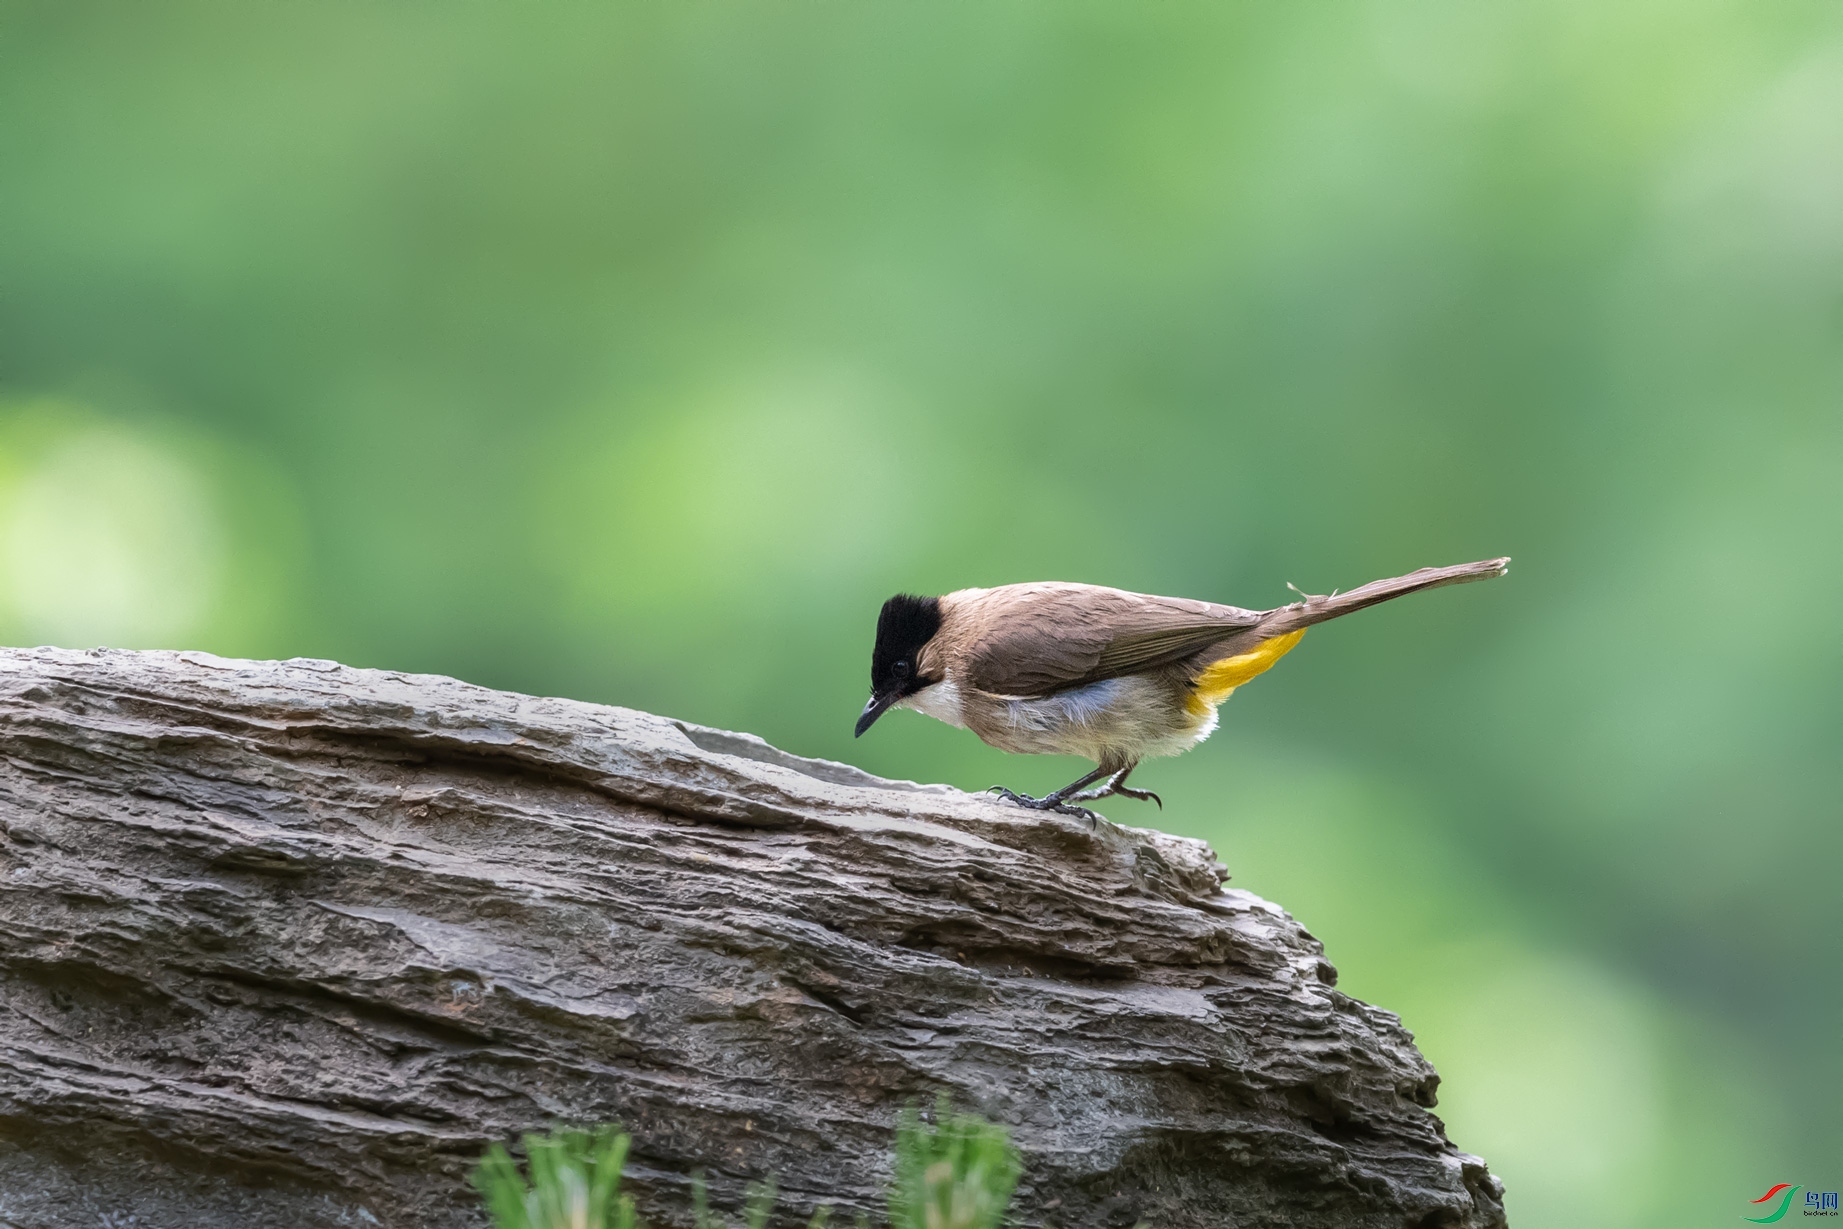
[1069,762,1162,809]
[987,765,1111,820]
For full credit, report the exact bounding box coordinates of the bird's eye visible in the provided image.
[892,660,911,679]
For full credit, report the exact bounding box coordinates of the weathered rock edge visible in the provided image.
[0,647,1505,1229]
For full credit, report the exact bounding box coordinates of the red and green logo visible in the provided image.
[1745,1184,1801,1223]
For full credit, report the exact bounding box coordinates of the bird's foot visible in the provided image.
[985,786,1102,823]
[1115,785,1162,809]
[1068,778,1162,809]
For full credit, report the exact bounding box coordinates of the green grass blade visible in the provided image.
[473,1143,534,1229]
[474,1125,638,1229]
[743,1177,778,1229]
[887,1096,1020,1229]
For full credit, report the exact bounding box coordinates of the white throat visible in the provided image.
[898,678,967,728]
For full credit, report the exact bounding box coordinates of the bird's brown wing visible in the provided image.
[1090,621,1262,677]
[952,583,1263,698]
[948,558,1511,698]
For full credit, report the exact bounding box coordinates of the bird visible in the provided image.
[853,556,1509,819]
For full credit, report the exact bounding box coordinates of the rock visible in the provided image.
[0,647,1505,1229]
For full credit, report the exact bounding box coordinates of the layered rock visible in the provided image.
[0,647,1505,1228]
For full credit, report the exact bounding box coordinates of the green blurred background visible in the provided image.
[1,2,1837,1224]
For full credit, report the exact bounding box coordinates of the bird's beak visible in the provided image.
[854,692,898,738]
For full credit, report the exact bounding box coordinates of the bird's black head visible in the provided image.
[855,593,942,737]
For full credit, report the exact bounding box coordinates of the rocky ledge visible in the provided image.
[0,647,1504,1228]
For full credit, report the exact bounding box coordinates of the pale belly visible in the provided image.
[896,633,1303,767]
[902,674,1219,765]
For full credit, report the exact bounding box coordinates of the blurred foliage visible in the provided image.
[889,1098,1020,1229]
[475,1126,638,1229]
[475,1106,1012,1229]
[1,2,1839,1225]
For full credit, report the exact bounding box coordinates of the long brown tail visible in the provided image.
[1212,557,1509,656]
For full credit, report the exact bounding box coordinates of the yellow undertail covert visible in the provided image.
[1185,629,1307,716]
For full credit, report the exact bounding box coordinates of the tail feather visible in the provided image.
[1269,556,1510,628]
[1203,557,1509,659]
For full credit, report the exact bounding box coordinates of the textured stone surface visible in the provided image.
[0,647,1505,1228]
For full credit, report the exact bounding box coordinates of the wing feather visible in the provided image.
[1090,622,1264,677]
[955,584,1262,698]
[947,558,1510,699]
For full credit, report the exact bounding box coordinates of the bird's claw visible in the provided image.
[1067,783,1159,811]
[986,786,1103,824]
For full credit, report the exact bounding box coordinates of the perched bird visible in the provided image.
[854,557,1509,818]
